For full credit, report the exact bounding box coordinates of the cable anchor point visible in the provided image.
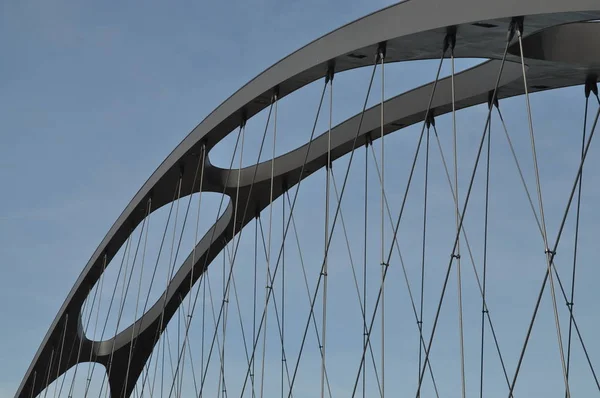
[584,76,598,99]
[508,16,524,43]
[425,111,436,129]
[488,89,499,110]
[443,26,457,55]
[377,41,387,62]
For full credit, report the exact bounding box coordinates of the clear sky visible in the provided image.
[2,1,600,397]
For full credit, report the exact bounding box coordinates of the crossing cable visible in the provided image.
[320,66,333,398]
[281,188,286,398]
[496,84,599,394]
[62,274,100,396]
[419,117,431,392]
[175,143,207,398]
[415,24,514,398]
[83,254,107,396]
[285,190,336,398]
[216,117,247,398]
[122,198,153,396]
[516,20,571,396]
[430,121,510,389]
[252,216,258,398]
[160,123,245,398]
[158,173,184,398]
[83,232,133,398]
[368,142,441,397]
[480,98,492,398]
[507,95,600,398]
[378,44,386,398]
[566,78,597,386]
[103,219,145,398]
[260,92,279,398]
[255,216,295,394]
[287,53,380,398]
[238,78,328,397]
[363,139,368,398]
[448,29,467,398]
[125,179,181,397]
[330,161,384,398]
[348,34,450,398]
[200,98,276,398]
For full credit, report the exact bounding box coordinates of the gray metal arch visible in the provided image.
[16,0,600,396]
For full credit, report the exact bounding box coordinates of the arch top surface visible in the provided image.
[16,1,600,397]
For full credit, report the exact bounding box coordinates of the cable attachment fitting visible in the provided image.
[377,41,387,63]
[584,76,598,99]
[544,248,556,257]
[488,89,499,110]
[272,86,280,103]
[508,16,524,43]
[240,110,248,128]
[451,253,461,260]
[425,111,436,129]
[443,26,457,55]
[566,302,574,309]
[178,162,185,178]
[381,261,389,268]
[325,62,336,84]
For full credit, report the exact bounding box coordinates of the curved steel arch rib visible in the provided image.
[16,0,600,396]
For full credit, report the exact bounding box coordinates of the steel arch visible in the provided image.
[16,0,600,396]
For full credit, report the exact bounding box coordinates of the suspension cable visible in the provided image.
[289,57,378,398]
[480,98,492,398]
[416,27,513,398]
[508,91,600,398]
[516,22,571,396]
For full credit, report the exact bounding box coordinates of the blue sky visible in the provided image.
[2,1,600,397]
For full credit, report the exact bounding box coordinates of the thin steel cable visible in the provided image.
[163,123,245,398]
[416,36,512,398]
[29,372,37,398]
[349,45,450,398]
[367,143,440,397]
[566,95,588,385]
[175,144,207,398]
[508,104,600,398]
[431,124,510,389]
[43,348,55,398]
[285,191,336,398]
[326,164,383,396]
[480,110,492,398]
[239,81,327,397]
[259,92,279,398]
[451,47,467,398]
[86,232,133,398]
[379,48,386,398]
[517,29,571,397]
[122,199,153,396]
[255,217,295,394]
[103,221,142,397]
[84,254,107,397]
[200,100,276,398]
[129,181,182,397]
[363,141,368,398]
[64,281,99,396]
[320,73,333,398]
[53,314,69,398]
[288,57,379,398]
[252,216,258,398]
[281,189,286,398]
[418,125,430,393]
